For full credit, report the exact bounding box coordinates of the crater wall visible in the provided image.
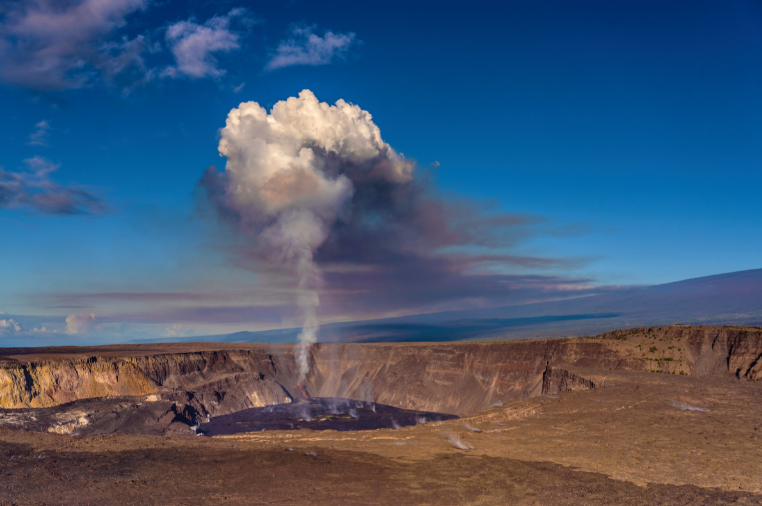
[1,325,760,417]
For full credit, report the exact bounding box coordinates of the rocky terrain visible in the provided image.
[1,325,761,504]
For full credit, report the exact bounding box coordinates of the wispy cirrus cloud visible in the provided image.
[1,2,358,90]
[26,275,633,330]
[0,157,108,215]
[0,0,150,90]
[0,2,262,90]
[28,120,51,146]
[265,25,356,71]
[162,9,254,79]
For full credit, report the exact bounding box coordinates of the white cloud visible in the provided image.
[217,89,413,218]
[163,9,249,79]
[0,319,23,333]
[0,157,107,215]
[65,313,96,334]
[162,324,193,337]
[0,0,150,90]
[29,120,51,146]
[266,25,356,71]
[1,3,352,90]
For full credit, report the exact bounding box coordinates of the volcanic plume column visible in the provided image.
[257,206,345,382]
[295,258,320,383]
[206,89,415,382]
[260,208,332,381]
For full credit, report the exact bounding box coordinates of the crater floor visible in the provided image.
[1,369,761,505]
[197,397,458,436]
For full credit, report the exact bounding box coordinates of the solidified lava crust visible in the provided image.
[196,397,458,436]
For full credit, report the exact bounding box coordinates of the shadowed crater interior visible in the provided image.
[196,397,459,436]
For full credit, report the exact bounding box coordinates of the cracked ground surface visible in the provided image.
[1,369,761,505]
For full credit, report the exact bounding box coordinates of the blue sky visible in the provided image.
[1,0,761,343]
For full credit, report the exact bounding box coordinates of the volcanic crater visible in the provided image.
[1,325,762,505]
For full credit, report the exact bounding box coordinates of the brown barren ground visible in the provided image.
[1,369,761,505]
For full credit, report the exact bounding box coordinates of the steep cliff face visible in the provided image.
[597,326,762,379]
[0,358,157,408]
[129,350,295,418]
[1,326,760,417]
[0,350,296,417]
[301,332,688,414]
[541,367,597,395]
[302,340,618,415]
[688,327,762,379]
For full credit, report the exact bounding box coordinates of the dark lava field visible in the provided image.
[197,397,458,436]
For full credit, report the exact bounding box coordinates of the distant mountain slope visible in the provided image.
[140,268,762,344]
[429,267,762,323]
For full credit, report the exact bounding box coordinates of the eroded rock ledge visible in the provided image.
[541,366,596,395]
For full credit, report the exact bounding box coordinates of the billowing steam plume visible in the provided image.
[205,90,414,380]
[202,90,594,379]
